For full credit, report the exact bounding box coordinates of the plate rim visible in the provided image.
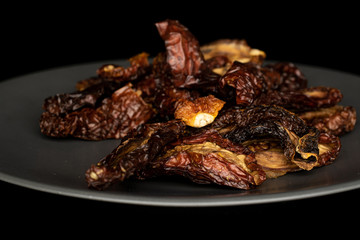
[2,171,360,207]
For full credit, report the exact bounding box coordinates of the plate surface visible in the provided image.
[0,60,359,207]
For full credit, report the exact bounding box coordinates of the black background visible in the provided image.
[2,3,360,81]
[1,3,359,228]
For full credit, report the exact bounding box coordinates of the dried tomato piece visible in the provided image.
[144,129,266,189]
[299,105,356,135]
[153,85,201,120]
[204,55,230,70]
[219,61,312,106]
[264,62,307,91]
[201,39,266,65]
[40,84,154,140]
[317,132,341,166]
[174,95,225,128]
[158,143,260,189]
[75,52,150,92]
[201,39,266,76]
[219,61,266,105]
[156,19,204,87]
[75,77,104,92]
[85,120,186,189]
[154,20,224,93]
[253,86,343,111]
[42,80,123,115]
[96,52,150,81]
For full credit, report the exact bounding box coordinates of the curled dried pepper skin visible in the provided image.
[243,138,301,178]
[243,132,341,178]
[224,120,320,170]
[212,105,309,137]
[210,105,320,170]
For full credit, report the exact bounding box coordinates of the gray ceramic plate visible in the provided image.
[0,60,359,207]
